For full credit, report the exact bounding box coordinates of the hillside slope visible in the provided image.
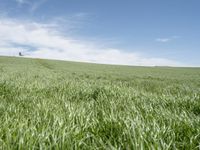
[0,56,200,149]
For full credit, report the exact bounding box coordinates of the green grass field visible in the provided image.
[0,56,200,149]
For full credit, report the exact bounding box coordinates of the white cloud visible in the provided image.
[156,36,180,43]
[16,0,26,4]
[30,0,48,12]
[15,0,47,12]
[0,17,184,66]
[156,38,170,42]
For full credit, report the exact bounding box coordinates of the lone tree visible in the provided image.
[19,52,23,56]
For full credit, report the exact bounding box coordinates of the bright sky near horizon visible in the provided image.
[0,0,199,66]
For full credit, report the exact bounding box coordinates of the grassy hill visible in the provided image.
[0,56,200,149]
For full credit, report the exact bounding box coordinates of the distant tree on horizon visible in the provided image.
[19,52,23,56]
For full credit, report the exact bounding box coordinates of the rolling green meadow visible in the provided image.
[0,56,200,149]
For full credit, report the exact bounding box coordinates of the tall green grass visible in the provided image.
[0,56,200,149]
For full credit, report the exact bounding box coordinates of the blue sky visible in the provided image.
[0,0,199,66]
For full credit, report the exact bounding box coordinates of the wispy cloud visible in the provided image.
[156,36,180,43]
[156,38,171,42]
[15,0,47,12]
[15,0,27,4]
[30,0,48,12]
[0,17,184,66]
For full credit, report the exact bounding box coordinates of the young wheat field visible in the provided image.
[0,56,200,149]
